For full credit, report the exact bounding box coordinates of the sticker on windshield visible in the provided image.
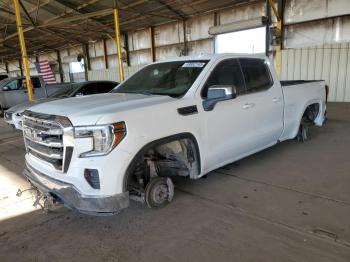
[182,62,206,68]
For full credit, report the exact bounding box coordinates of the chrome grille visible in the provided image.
[22,111,73,172]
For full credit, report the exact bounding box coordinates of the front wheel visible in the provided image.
[145,177,174,208]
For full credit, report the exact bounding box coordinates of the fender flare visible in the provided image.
[122,132,201,192]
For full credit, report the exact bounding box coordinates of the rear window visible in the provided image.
[239,58,273,93]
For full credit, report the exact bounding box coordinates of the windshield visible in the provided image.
[113,60,209,97]
[48,84,80,98]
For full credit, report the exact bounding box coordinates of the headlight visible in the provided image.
[74,122,126,157]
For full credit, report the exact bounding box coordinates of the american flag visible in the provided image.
[35,60,56,84]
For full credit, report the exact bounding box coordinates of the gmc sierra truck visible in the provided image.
[21,54,327,215]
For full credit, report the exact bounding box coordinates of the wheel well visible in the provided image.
[302,103,320,123]
[123,133,201,193]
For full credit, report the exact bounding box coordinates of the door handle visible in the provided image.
[273,97,281,103]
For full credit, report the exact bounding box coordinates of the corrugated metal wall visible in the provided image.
[281,43,350,102]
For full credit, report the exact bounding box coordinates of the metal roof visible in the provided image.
[0,0,255,61]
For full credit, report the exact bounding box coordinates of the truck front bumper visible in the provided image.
[23,164,129,215]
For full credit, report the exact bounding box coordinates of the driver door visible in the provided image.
[202,59,255,169]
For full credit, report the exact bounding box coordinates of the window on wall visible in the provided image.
[215,27,266,54]
[69,60,85,73]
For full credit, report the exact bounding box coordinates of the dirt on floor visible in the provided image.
[0,103,349,262]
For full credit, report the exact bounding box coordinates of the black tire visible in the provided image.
[0,106,3,117]
[296,120,309,142]
[145,177,174,208]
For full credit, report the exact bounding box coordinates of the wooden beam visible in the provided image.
[19,0,36,27]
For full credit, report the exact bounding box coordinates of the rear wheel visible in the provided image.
[296,120,309,142]
[145,177,174,208]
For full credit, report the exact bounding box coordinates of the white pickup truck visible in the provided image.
[21,54,327,215]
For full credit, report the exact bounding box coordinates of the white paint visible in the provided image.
[25,54,326,203]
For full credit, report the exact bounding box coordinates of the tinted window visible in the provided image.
[4,79,21,91]
[49,84,78,98]
[96,82,117,93]
[77,82,116,96]
[113,61,208,97]
[202,59,245,98]
[31,77,41,88]
[239,58,272,93]
[78,83,98,95]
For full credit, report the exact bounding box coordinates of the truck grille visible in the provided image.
[22,111,73,172]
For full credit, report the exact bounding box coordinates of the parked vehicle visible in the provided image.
[0,75,67,114]
[4,81,118,130]
[0,74,8,81]
[21,54,327,215]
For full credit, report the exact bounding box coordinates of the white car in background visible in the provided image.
[4,81,118,130]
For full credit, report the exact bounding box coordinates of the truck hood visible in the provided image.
[28,93,174,125]
[8,98,58,113]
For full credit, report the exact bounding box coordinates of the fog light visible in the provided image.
[84,169,100,189]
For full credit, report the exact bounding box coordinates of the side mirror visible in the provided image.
[2,86,10,91]
[203,85,237,111]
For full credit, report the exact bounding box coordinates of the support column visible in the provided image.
[149,27,155,62]
[124,33,130,66]
[56,50,64,83]
[103,38,109,69]
[13,0,33,101]
[113,0,124,82]
[5,62,9,74]
[18,59,23,76]
[182,20,188,56]
[268,0,283,77]
[83,44,89,81]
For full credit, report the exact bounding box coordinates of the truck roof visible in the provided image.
[154,53,267,63]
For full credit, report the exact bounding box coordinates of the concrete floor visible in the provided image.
[0,103,349,262]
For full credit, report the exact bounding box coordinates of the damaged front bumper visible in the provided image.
[23,164,129,215]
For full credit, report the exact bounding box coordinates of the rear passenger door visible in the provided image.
[239,58,283,150]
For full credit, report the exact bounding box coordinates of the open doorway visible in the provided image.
[215,27,266,54]
[69,60,86,82]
